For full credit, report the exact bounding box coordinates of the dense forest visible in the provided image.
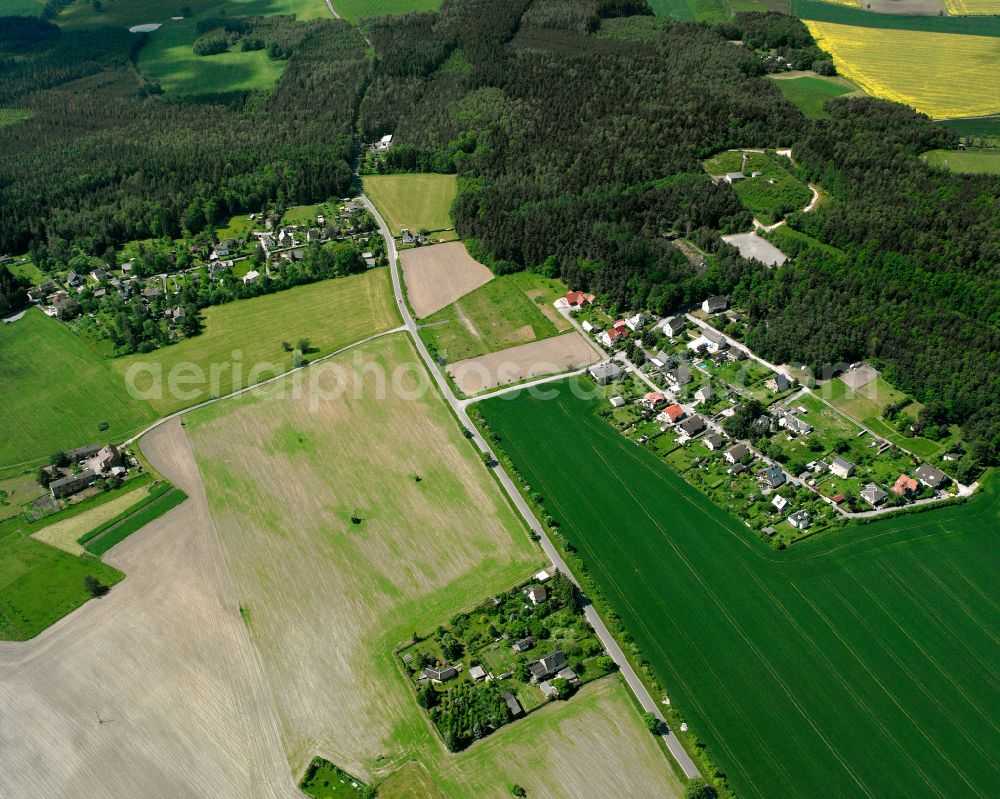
[1,0,997,468]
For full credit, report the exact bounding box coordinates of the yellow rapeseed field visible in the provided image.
[944,0,1000,13]
[806,21,1000,119]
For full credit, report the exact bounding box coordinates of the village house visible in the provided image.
[760,464,786,489]
[598,321,629,347]
[725,443,749,464]
[609,395,625,408]
[85,444,122,475]
[561,290,595,308]
[660,315,686,338]
[588,361,623,385]
[666,366,692,387]
[65,271,83,288]
[702,295,728,314]
[656,403,686,426]
[624,312,650,332]
[501,691,523,718]
[915,463,949,490]
[778,412,812,436]
[677,415,706,439]
[728,347,748,362]
[49,470,97,499]
[376,133,393,151]
[704,432,724,451]
[242,270,261,285]
[640,391,667,410]
[512,636,536,654]
[861,484,889,507]
[469,665,487,682]
[694,385,714,405]
[362,251,377,268]
[424,663,457,683]
[788,509,812,530]
[525,585,547,605]
[765,373,791,393]
[687,333,725,355]
[892,474,919,497]
[529,650,568,683]
[772,494,790,513]
[829,456,856,479]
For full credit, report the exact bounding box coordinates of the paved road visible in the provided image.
[459,367,592,406]
[362,195,701,779]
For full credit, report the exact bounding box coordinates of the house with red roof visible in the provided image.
[598,321,629,347]
[640,391,667,410]
[562,290,595,307]
[892,474,919,497]
[656,403,686,425]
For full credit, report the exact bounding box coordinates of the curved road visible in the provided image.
[361,195,701,779]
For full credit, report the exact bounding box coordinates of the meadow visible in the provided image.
[329,0,442,23]
[805,21,1000,119]
[114,270,398,416]
[0,109,35,129]
[186,334,680,796]
[363,173,457,236]
[418,273,570,362]
[479,379,1000,799]
[0,513,123,641]
[769,74,854,119]
[0,310,156,472]
[922,149,1000,174]
[0,0,42,15]
[58,0,333,97]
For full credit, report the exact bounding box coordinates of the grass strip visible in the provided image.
[83,488,187,556]
[77,483,174,546]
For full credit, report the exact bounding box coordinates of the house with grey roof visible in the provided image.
[529,650,568,683]
[861,484,888,507]
[759,464,785,489]
[829,456,855,479]
[915,463,949,490]
[588,361,624,385]
[424,664,457,683]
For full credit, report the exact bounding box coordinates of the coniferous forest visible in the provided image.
[1,0,997,469]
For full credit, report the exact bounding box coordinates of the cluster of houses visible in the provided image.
[44,444,129,499]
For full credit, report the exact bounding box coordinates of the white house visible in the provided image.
[702,295,728,314]
[772,494,790,513]
[788,509,812,530]
[609,395,625,408]
[687,335,723,355]
[624,312,650,332]
[694,386,714,405]
[242,270,260,285]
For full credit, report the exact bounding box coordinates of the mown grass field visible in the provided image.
[0,310,156,471]
[330,0,442,23]
[480,379,1000,799]
[0,514,123,641]
[114,271,398,416]
[769,74,854,119]
[186,334,680,796]
[418,272,570,362]
[922,149,1000,174]
[363,173,457,236]
[805,21,1000,119]
[704,151,812,225]
[59,0,332,96]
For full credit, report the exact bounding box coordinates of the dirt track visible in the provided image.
[400,242,493,317]
[0,419,298,799]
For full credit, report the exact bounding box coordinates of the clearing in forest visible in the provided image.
[480,380,1000,799]
[805,21,1000,118]
[768,73,854,119]
[400,241,493,317]
[419,272,572,363]
[0,309,156,471]
[331,0,442,22]
[363,173,457,236]
[114,270,398,416]
[922,149,1000,174]
[447,332,600,396]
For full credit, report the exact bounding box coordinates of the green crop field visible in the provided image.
[0,310,157,471]
[418,272,570,362]
[329,0,442,23]
[769,74,854,119]
[792,0,1000,35]
[941,116,1000,138]
[922,149,1000,174]
[479,379,1000,799]
[363,173,457,236]
[0,514,123,641]
[114,270,398,416]
[80,485,187,556]
[0,0,43,15]
[703,151,812,225]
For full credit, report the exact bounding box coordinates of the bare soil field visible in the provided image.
[185,333,542,776]
[867,0,944,14]
[400,241,494,317]
[0,419,297,799]
[447,332,601,395]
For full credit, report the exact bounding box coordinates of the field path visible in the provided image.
[362,193,702,780]
[0,418,298,799]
